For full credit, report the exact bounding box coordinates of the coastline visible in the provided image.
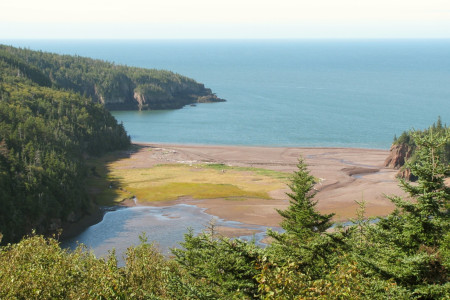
[61,142,406,241]
[60,207,104,240]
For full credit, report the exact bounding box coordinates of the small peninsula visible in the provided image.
[0,45,225,110]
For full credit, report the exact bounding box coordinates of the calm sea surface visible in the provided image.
[5,39,450,149]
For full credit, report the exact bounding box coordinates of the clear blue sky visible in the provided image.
[1,0,449,39]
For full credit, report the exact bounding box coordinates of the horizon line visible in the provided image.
[2,37,450,41]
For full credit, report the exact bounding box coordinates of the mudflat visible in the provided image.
[114,143,405,232]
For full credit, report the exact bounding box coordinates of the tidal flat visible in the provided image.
[86,143,406,232]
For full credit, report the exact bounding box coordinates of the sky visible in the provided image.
[1,0,450,39]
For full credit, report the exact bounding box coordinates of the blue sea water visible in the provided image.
[4,39,450,149]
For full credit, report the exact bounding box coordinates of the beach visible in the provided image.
[114,143,405,234]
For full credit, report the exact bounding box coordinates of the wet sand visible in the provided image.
[125,143,405,229]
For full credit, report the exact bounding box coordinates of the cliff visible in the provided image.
[0,45,225,111]
[384,143,413,170]
[385,119,449,181]
[384,143,417,180]
[94,71,225,110]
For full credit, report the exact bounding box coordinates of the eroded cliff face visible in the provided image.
[384,143,413,169]
[94,74,225,111]
[384,143,416,180]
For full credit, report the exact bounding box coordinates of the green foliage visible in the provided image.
[0,233,123,299]
[266,158,344,280]
[0,49,52,87]
[0,233,185,299]
[354,129,450,298]
[256,258,410,299]
[0,49,130,243]
[0,44,222,110]
[172,225,264,299]
[393,116,450,168]
[276,158,334,237]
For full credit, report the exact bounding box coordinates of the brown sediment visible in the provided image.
[111,143,406,238]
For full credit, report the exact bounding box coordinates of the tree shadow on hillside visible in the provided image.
[86,144,144,207]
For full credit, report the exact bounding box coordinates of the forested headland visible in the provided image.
[0,46,131,243]
[0,45,225,110]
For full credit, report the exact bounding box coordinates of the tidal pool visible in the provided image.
[61,204,277,265]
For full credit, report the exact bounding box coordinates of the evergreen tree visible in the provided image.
[358,129,450,298]
[276,157,334,237]
[172,225,263,299]
[267,158,343,279]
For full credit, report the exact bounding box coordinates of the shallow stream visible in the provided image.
[61,204,277,265]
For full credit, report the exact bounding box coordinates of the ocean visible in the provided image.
[4,39,450,149]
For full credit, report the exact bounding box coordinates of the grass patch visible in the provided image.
[130,182,268,202]
[201,163,290,180]
[86,154,290,205]
[113,164,287,202]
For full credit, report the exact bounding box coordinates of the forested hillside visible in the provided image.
[0,44,225,110]
[0,47,131,243]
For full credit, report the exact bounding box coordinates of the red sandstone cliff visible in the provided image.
[384,143,415,180]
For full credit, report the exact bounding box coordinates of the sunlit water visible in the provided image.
[61,204,278,264]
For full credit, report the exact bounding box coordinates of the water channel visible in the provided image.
[61,204,278,265]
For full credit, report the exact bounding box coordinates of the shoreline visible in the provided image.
[61,143,406,241]
[134,141,389,152]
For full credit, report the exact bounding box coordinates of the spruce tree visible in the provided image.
[267,157,342,279]
[359,129,450,298]
[276,157,334,239]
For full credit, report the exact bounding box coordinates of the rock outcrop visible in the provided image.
[384,143,416,180]
[384,143,413,169]
[94,76,225,111]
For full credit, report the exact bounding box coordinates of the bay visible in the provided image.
[5,39,450,149]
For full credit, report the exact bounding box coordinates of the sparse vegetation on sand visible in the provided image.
[89,161,289,204]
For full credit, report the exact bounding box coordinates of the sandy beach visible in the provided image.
[114,143,405,233]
